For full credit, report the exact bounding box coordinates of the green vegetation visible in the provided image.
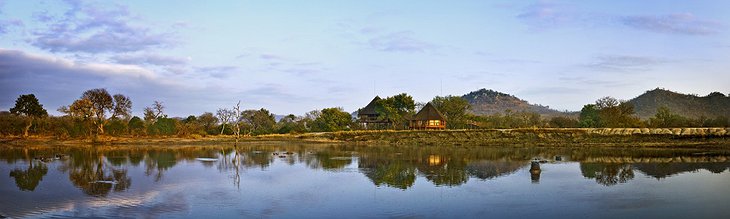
[1,87,728,140]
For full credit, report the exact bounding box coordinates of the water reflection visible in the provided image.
[9,160,47,191]
[1,145,729,194]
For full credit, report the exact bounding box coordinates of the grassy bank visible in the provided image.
[2,128,729,148]
[282,128,730,147]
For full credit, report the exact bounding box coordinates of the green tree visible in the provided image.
[431,95,471,129]
[549,116,579,128]
[276,114,306,134]
[649,106,688,127]
[197,112,218,134]
[241,108,276,135]
[9,94,48,137]
[60,89,132,135]
[579,104,600,128]
[375,93,416,129]
[312,107,352,132]
[147,117,178,136]
[128,116,145,136]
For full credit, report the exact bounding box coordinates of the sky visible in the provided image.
[1,0,729,117]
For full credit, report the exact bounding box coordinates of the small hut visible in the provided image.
[409,102,446,130]
[358,96,390,129]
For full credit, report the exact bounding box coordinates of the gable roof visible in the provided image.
[358,96,381,116]
[413,102,446,121]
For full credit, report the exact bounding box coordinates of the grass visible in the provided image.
[1,128,728,148]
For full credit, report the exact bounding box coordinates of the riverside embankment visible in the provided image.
[2,128,729,148]
[288,128,730,147]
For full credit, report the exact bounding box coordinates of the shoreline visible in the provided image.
[1,128,729,148]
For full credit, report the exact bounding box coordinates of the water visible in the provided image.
[1,144,729,218]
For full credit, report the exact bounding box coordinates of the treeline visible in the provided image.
[2,89,729,138]
[1,89,355,138]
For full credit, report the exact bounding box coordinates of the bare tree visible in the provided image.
[143,101,165,123]
[216,108,234,135]
[233,101,242,143]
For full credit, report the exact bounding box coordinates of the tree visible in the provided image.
[112,94,132,120]
[60,88,132,135]
[241,108,276,135]
[233,101,242,142]
[197,112,218,134]
[216,108,235,135]
[649,106,689,128]
[549,116,579,128]
[594,97,641,128]
[579,104,600,128]
[431,95,471,129]
[312,107,352,132]
[9,94,48,137]
[276,114,310,134]
[375,93,416,129]
[128,116,145,136]
[144,101,165,123]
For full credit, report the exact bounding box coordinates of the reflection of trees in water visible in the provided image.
[69,162,131,196]
[359,156,416,189]
[3,145,730,192]
[9,160,48,191]
[466,160,526,180]
[632,163,730,179]
[59,150,131,196]
[144,151,178,182]
[306,151,352,170]
[580,163,635,186]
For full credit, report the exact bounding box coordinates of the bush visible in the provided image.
[128,116,145,136]
[104,119,128,136]
[147,118,178,136]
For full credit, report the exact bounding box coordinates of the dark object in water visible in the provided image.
[555,156,562,161]
[530,161,542,184]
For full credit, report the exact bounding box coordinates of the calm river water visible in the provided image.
[1,144,729,218]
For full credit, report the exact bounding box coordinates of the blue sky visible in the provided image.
[1,0,729,117]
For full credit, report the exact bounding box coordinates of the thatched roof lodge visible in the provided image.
[358,96,390,129]
[409,102,446,130]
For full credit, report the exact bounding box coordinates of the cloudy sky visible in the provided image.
[1,0,729,117]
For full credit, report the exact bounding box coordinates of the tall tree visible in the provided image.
[241,108,276,135]
[312,107,352,132]
[233,101,242,142]
[375,93,416,129]
[594,96,641,127]
[10,94,48,137]
[431,95,471,129]
[61,88,132,135]
[216,108,235,135]
[579,104,600,128]
[197,112,218,134]
[143,101,165,123]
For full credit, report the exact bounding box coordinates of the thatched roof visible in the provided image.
[358,96,381,116]
[413,102,446,121]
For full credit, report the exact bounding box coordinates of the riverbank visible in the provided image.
[1,128,729,148]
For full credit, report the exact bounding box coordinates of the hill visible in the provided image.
[461,89,570,117]
[627,88,730,119]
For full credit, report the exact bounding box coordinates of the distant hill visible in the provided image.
[627,88,730,119]
[461,89,570,117]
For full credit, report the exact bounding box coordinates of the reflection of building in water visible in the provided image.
[530,161,541,184]
[428,155,442,166]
